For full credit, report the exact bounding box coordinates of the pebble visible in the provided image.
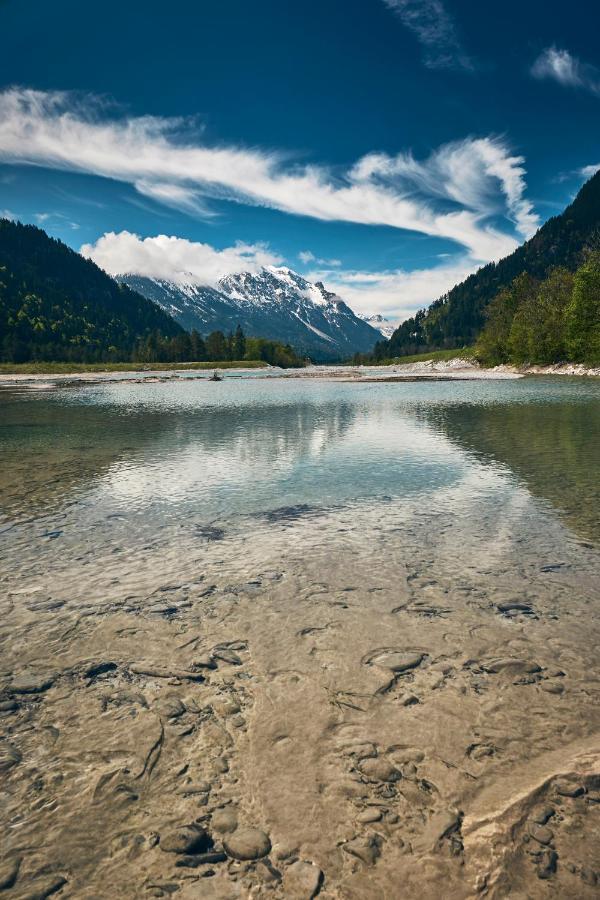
[540,682,564,695]
[529,825,554,846]
[497,602,534,614]
[537,849,558,879]
[211,807,238,835]
[343,836,381,866]
[85,661,118,679]
[159,825,212,854]
[0,699,18,714]
[356,809,382,824]
[0,742,22,772]
[223,826,271,860]
[0,857,20,890]
[371,652,424,673]
[177,781,211,795]
[555,780,584,798]
[285,860,323,898]
[358,758,402,783]
[10,673,55,694]
[155,697,186,719]
[22,875,67,899]
[532,806,555,825]
[192,655,217,670]
[213,650,242,666]
[483,658,540,674]
[400,693,419,706]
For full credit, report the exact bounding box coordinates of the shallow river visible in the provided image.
[1,376,599,899]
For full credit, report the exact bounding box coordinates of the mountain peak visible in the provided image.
[120,265,380,361]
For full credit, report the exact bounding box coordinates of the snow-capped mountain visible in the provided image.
[360,313,395,339]
[119,266,380,360]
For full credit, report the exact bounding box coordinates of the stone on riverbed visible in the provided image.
[10,672,55,694]
[285,860,323,898]
[223,826,271,860]
[358,758,402,784]
[367,651,424,672]
[159,825,212,854]
[211,807,238,834]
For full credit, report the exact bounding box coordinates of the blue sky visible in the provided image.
[1,0,599,321]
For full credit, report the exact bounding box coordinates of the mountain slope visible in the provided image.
[121,267,380,361]
[0,219,183,362]
[385,170,600,357]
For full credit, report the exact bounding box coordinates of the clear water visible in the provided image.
[1,376,599,545]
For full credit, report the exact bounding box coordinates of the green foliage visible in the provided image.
[384,170,600,359]
[566,252,600,364]
[476,273,537,365]
[0,219,305,368]
[509,268,573,364]
[0,219,183,362]
[244,336,304,368]
[476,257,599,366]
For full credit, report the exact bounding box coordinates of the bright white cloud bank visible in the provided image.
[81,231,282,284]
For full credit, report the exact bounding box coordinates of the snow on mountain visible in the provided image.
[360,313,395,339]
[120,266,380,360]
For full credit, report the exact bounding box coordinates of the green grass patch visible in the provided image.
[0,359,268,375]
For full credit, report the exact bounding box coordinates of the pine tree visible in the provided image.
[233,324,246,360]
[566,251,600,363]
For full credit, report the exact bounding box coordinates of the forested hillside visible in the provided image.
[380,170,600,359]
[0,219,183,362]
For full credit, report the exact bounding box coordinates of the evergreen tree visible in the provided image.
[476,273,537,364]
[508,268,573,364]
[233,324,246,360]
[190,329,206,361]
[566,251,600,364]
[205,330,227,360]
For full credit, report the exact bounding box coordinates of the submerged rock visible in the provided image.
[343,835,381,866]
[0,742,22,772]
[0,856,21,890]
[10,673,55,694]
[285,860,323,897]
[223,826,271,860]
[159,825,212,854]
[358,758,401,784]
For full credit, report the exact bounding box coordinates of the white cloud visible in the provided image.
[0,88,536,264]
[580,163,600,179]
[81,231,282,285]
[306,257,477,321]
[381,0,473,70]
[531,47,600,96]
[1,208,16,220]
[298,250,342,266]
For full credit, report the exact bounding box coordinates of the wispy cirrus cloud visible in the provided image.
[81,231,282,285]
[531,47,600,96]
[0,89,537,265]
[381,0,473,70]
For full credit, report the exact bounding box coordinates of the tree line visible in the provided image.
[0,220,305,368]
[134,325,304,368]
[476,251,600,366]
